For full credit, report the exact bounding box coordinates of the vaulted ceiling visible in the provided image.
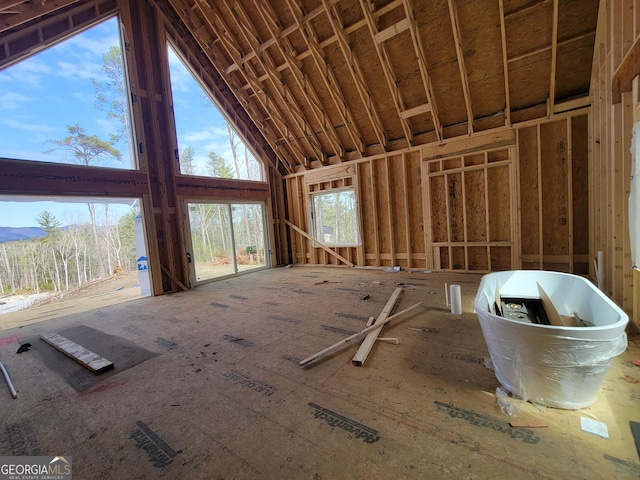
[1,0,599,174]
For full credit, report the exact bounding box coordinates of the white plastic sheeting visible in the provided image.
[631,123,640,267]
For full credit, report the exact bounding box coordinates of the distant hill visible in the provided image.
[0,227,46,243]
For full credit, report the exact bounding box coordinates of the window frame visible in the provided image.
[308,186,361,247]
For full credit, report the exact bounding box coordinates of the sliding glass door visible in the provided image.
[186,201,268,283]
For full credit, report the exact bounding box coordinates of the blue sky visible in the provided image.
[0,15,259,228]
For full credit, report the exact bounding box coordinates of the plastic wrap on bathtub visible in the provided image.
[474,270,629,410]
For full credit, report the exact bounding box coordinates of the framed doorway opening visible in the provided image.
[185,201,269,284]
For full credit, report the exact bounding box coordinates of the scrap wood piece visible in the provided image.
[299,302,423,367]
[40,333,114,374]
[377,338,398,344]
[313,280,342,285]
[284,219,355,267]
[509,421,548,428]
[352,286,404,366]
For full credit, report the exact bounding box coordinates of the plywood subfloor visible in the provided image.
[0,266,639,479]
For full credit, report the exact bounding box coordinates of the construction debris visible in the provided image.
[352,286,404,366]
[298,303,423,367]
[41,333,114,374]
[0,361,17,399]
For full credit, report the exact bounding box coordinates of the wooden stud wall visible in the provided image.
[517,116,590,274]
[423,147,516,272]
[283,114,589,273]
[591,0,639,330]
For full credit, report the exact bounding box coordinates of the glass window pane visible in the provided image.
[311,188,359,246]
[188,203,234,282]
[168,45,264,181]
[232,204,266,272]
[0,17,136,170]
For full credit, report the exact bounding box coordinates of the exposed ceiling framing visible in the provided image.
[0,0,599,173]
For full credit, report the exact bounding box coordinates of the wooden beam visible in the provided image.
[360,0,413,146]
[549,0,559,115]
[254,0,342,163]
[0,0,80,34]
[0,158,149,197]
[447,0,474,135]
[299,302,423,366]
[322,0,387,149]
[41,333,114,374]
[402,0,442,142]
[400,103,431,119]
[374,17,409,44]
[612,34,640,103]
[284,219,355,267]
[352,286,404,365]
[498,0,511,126]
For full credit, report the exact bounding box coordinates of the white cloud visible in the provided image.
[0,92,32,109]
[0,58,51,87]
[4,119,55,134]
[56,60,103,80]
[182,130,214,143]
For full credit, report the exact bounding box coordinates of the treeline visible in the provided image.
[0,208,137,295]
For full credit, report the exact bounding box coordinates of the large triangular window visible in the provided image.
[167,44,264,182]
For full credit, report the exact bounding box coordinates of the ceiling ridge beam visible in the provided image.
[254,0,344,162]
[358,0,413,146]
[447,0,474,135]
[221,0,323,167]
[401,0,442,142]
[322,0,387,151]
[498,0,511,126]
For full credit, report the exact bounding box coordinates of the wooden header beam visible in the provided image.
[0,158,148,197]
[612,35,640,104]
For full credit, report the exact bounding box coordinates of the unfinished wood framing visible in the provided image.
[591,0,639,330]
[2,0,637,328]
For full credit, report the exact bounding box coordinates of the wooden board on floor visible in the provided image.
[40,332,114,374]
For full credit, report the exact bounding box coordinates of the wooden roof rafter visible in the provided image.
[447,0,474,136]
[498,0,511,126]
[252,0,345,163]
[401,0,442,143]
[549,0,559,115]
[193,0,310,170]
[321,0,387,151]
[169,0,296,174]
[0,0,79,34]
[220,0,324,167]
[291,1,365,157]
[358,0,414,146]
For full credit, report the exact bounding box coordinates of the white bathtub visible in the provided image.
[474,270,628,409]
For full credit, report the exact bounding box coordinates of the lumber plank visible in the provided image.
[352,286,404,366]
[40,333,114,374]
[299,302,423,367]
[284,219,355,267]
